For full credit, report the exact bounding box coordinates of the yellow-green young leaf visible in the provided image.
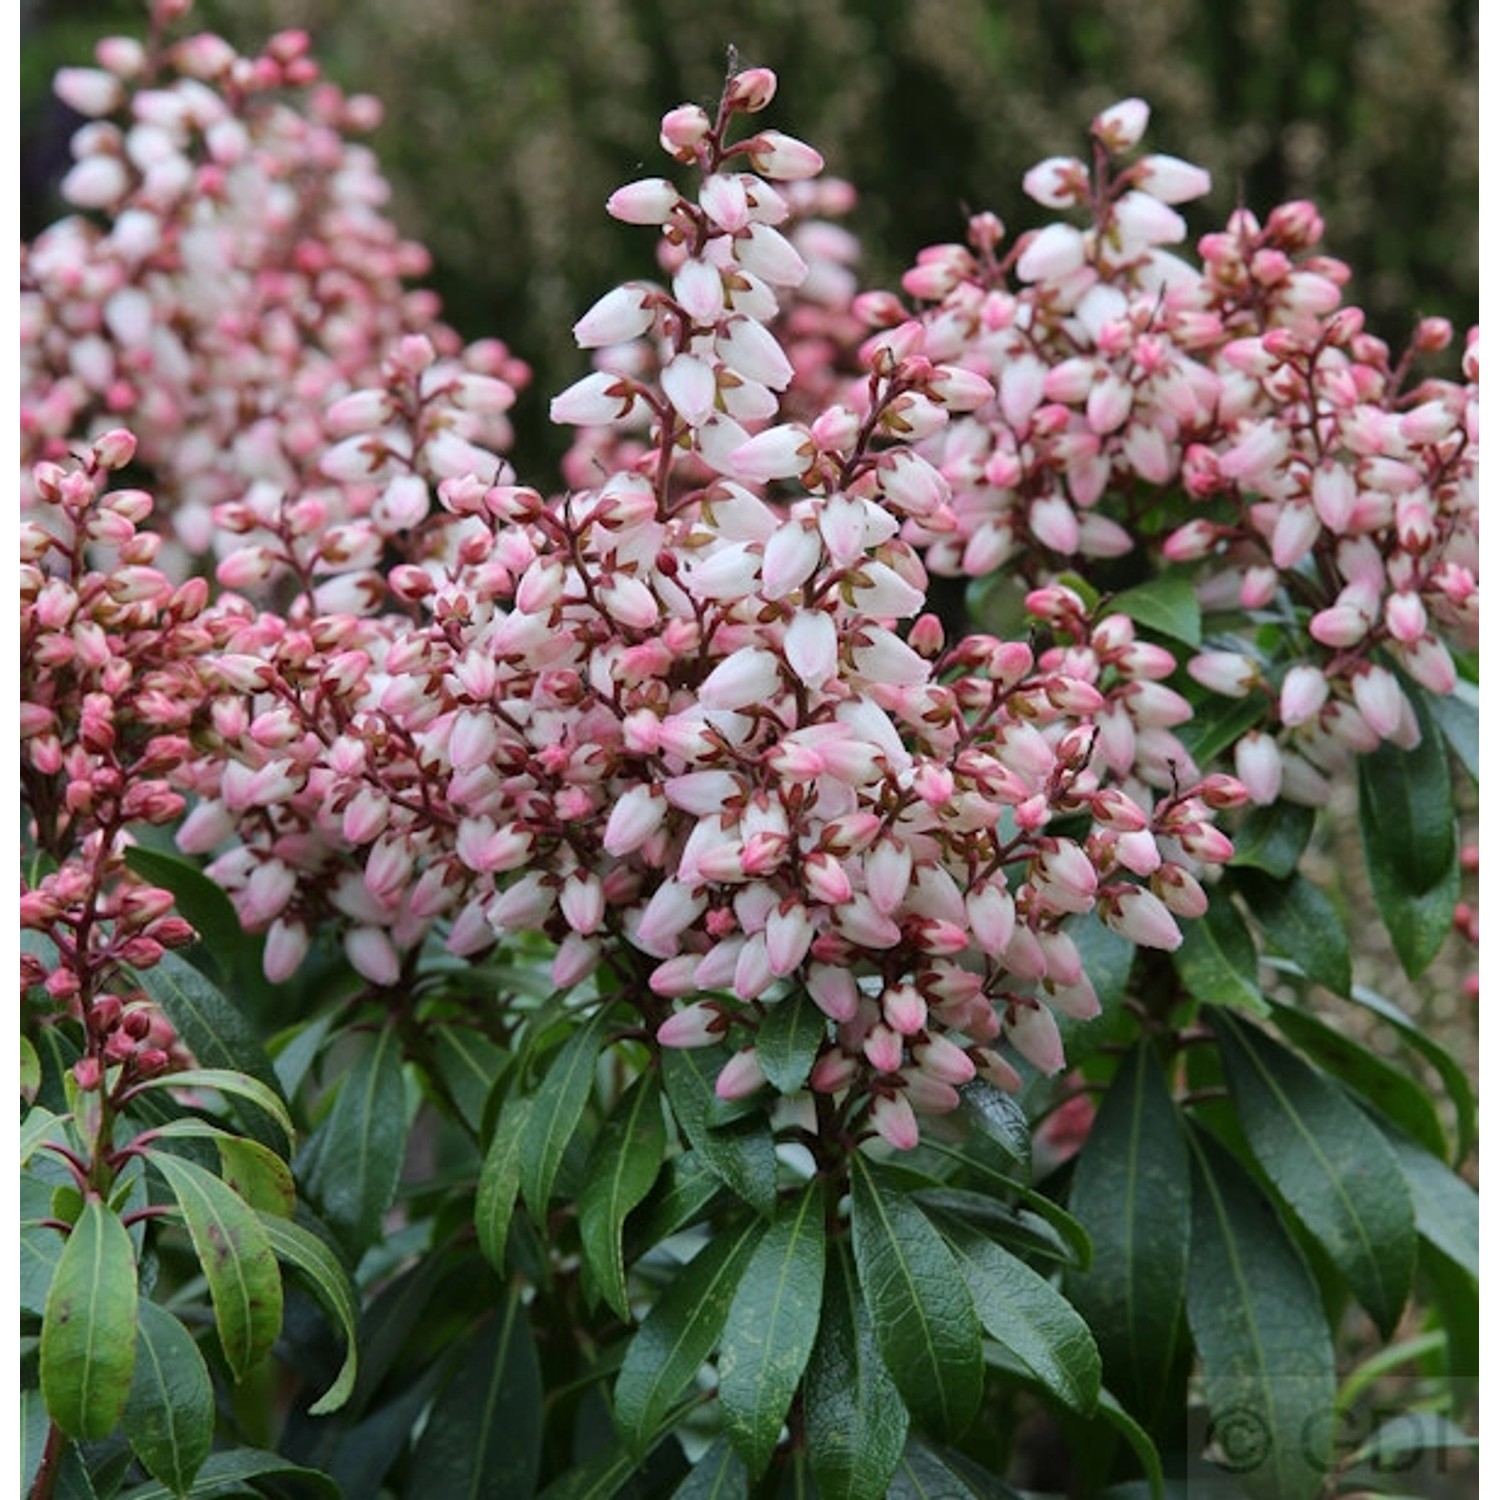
[1065,1043,1190,1429]
[40,1197,139,1440]
[1212,1010,1416,1337]
[804,1247,909,1500]
[409,1285,542,1500]
[146,1150,282,1382]
[614,1218,763,1455]
[307,1026,409,1255]
[849,1155,983,1440]
[1185,1128,1335,1500]
[579,1072,667,1318]
[124,1300,215,1495]
[519,1006,612,1222]
[718,1182,827,1477]
[255,1213,359,1415]
[216,1138,295,1219]
[22,1035,41,1103]
[475,1097,532,1274]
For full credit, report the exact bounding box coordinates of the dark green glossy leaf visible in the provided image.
[430,1027,509,1136]
[128,1068,294,1151]
[40,1197,138,1440]
[114,1447,341,1498]
[1423,678,1478,782]
[1227,802,1316,879]
[850,1154,982,1439]
[1264,999,1447,1161]
[1109,574,1200,646]
[146,1151,281,1382]
[1230,870,1350,996]
[476,1097,531,1274]
[256,1213,358,1415]
[307,1025,408,1255]
[270,1011,339,1101]
[805,1247,908,1500]
[1065,1044,1189,1428]
[1095,1389,1165,1500]
[410,1286,541,1500]
[1358,695,1455,895]
[719,1182,827,1476]
[1375,1128,1477,1279]
[520,1006,612,1221]
[1213,1010,1416,1335]
[535,1444,641,1500]
[940,1217,1100,1413]
[626,1151,724,1254]
[123,1300,214,1496]
[1185,1128,1335,1500]
[662,1048,777,1217]
[123,847,265,992]
[579,1070,667,1318]
[910,1188,1074,1267]
[670,1437,746,1499]
[614,1219,763,1454]
[888,1437,1024,1498]
[956,1080,1030,1176]
[1171,888,1267,1015]
[755,991,827,1095]
[1363,855,1459,981]
[1174,692,1267,766]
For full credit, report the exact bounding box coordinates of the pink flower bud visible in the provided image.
[882,983,928,1036]
[730,424,815,482]
[726,68,778,113]
[1279,664,1328,727]
[658,1000,724,1048]
[1022,155,1088,208]
[1234,731,1283,805]
[1188,651,1259,698]
[766,902,815,976]
[606,177,681,225]
[1006,1002,1065,1075]
[744,130,823,181]
[659,103,711,157]
[1093,97,1150,148]
[715,1048,767,1101]
[1016,223,1087,283]
[1351,665,1404,739]
[344,927,401,986]
[1134,153,1212,204]
[573,283,655,347]
[699,645,783,710]
[870,1092,921,1150]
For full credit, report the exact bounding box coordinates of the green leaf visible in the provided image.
[850,1153,983,1439]
[476,1097,532,1274]
[534,1445,641,1500]
[1422,677,1478,782]
[614,1219,763,1454]
[21,1220,65,1317]
[409,1286,542,1500]
[1095,1389,1165,1500]
[1185,1128,1336,1500]
[123,1300,214,1496]
[519,1005,612,1222]
[1108,574,1200,646]
[1230,870,1350,995]
[662,1048,777,1216]
[719,1181,827,1476]
[1358,696,1456,895]
[147,1120,297,1217]
[1227,801,1316,879]
[21,1104,71,1168]
[1350,1411,1477,1468]
[1263,999,1447,1161]
[1346,982,1476,1164]
[579,1070,667,1318]
[22,1034,41,1103]
[1065,1044,1189,1429]
[1175,692,1267,766]
[128,1069,294,1151]
[670,1437,746,1499]
[307,1025,408,1255]
[1212,1010,1416,1335]
[940,1218,1100,1413]
[956,1080,1030,1177]
[755,991,827,1095]
[1362,855,1459,980]
[888,1437,1024,1498]
[1375,1128,1477,1279]
[430,1027,509,1136]
[626,1151,725,1254]
[256,1213,359,1415]
[114,1447,341,1499]
[805,1247,909,1500]
[40,1198,139,1440]
[1171,888,1268,1015]
[145,1150,281,1382]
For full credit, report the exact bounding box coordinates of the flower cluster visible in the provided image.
[20,0,527,571]
[20,433,202,1086]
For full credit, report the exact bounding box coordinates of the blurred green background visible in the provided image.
[22,0,1478,475]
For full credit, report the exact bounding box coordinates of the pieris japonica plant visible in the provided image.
[20,7,1477,1500]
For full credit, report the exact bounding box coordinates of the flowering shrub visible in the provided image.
[20,7,1477,1500]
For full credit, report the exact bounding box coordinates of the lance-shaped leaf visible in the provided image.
[1109,573,1200,646]
[21,1386,49,1496]
[40,1197,139,1440]
[939,1218,1100,1414]
[850,1154,983,1439]
[476,1097,531,1274]
[719,1181,827,1476]
[409,1284,542,1500]
[143,1120,296,1218]
[957,1080,1031,1176]
[123,1299,215,1496]
[662,1047,777,1216]
[579,1070,667,1318]
[1212,1010,1415,1335]
[1185,1127,1335,1500]
[107,1447,340,1499]
[22,1034,41,1103]
[1227,801,1315,880]
[1423,677,1478,782]
[146,1150,282,1382]
[755,991,827,1095]
[128,1069,294,1150]
[888,1437,1026,1498]
[1171,888,1268,1015]
[1230,870,1351,996]
[614,1217,763,1454]
[805,1247,909,1500]
[1375,1126,1477,1280]
[430,1027,510,1137]
[1065,1043,1190,1427]
[307,1025,409,1255]
[520,1005,612,1222]
[256,1213,359,1415]
[670,1437,746,1499]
